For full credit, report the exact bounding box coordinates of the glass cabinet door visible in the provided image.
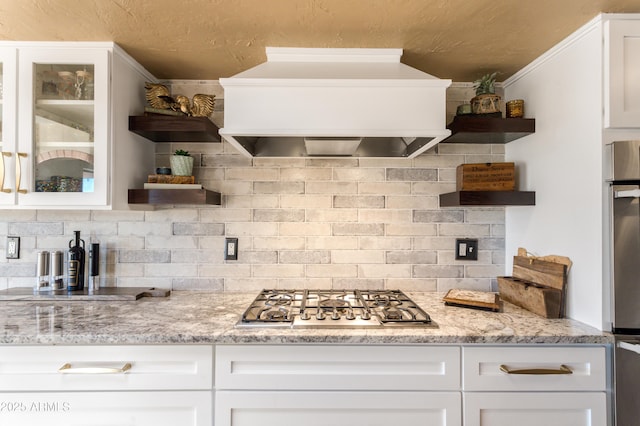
[0,47,17,206]
[18,48,108,207]
[33,63,95,193]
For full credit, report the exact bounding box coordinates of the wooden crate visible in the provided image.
[147,174,195,184]
[456,162,515,191]
[497,256,568,318]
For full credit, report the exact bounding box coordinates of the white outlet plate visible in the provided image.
[225,238,238,261]
[6,236,20,259]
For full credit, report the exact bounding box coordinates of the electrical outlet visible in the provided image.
[455,238,478,260]
[6,236,20,259]
[225,238,238,261]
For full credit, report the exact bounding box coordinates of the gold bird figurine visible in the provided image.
[144,82,172,110]
[174,94,215,117]
[144,82,215,117]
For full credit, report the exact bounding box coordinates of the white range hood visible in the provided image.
[219,47,451,158]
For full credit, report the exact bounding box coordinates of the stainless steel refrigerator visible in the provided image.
[610,140,640,426]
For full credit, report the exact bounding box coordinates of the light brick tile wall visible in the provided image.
[358,264,411,278]
[306,236,358,250]
[306,264,357,278]
[359,237,411,250]
[358,182,411,195]
[253,264,305,278]
[0,86,509,292]
[306,209,358,222]
[254,237,305,250]
[330,249,384,264]
[281,195,332,209]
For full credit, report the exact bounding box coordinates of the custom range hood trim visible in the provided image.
[219,47,452,158]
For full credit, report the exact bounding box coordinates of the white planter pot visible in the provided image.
[170,155,194,176]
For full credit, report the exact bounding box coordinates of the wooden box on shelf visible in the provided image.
[456,162,515,191]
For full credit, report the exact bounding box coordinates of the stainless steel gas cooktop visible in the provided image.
[237,289,437,328]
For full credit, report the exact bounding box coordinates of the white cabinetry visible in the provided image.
[215,344,462,426]
[0,42,154,209]
[605,19,640,128]
[462,346,608,426]
[215,344,610,426]
[0,345,213,426]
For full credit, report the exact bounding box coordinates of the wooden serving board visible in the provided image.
[497,277,562,318]
[498,256,568,318]
[0,287,170,301]
[443,289,500,311]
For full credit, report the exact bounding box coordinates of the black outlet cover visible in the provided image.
[455,238,478,260]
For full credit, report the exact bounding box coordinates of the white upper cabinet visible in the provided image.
[0,42,154,209]
[605,19,640,128]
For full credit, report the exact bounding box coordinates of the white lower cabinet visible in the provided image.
[0,391,211,426]
[464,392,606,426]
[216,390,460,425]
[214,344,610,426]
[214,344,462,426]
[462,346,608,426]
[0,345,213,426]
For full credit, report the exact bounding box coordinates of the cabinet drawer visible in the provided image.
[0,345,213,391]
[463,346,606,391]
[464,392,606,426]
[216,391,461,426]
[0,391,212,426]
[215,344,460,391]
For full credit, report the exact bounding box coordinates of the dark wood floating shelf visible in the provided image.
[439,190,536,207]
[128,115,221,142]
[128,189,221,205]
[442,115,535,144]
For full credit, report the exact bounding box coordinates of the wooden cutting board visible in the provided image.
[0,287,170,301]
[443,289,501,312]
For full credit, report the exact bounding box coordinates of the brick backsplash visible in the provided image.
[0,140,506,293]
[0,83,507,293]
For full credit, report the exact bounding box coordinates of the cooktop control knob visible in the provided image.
[316,310,326,320]
[361,311,371,320]
[346,309,356,320]
[331,309,341,320]
[300,311,310,320]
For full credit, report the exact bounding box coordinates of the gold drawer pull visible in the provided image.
[0,152,12,193]
[15,152,27,194]
[59,362,132,374]
[500,364,573,375]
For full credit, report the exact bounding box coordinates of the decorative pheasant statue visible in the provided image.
[144,82,215,117]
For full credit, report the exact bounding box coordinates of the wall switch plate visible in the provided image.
[6,236,20,259]
[225,238,238,261]
[455,238,478,260]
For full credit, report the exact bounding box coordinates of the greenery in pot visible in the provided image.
[173,149,191,157]
[471,71,501,114]
[170,149,194,176]
[473,72,497,95]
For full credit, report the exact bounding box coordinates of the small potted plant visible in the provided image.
[471,72,501,114]
[170,149,194,176]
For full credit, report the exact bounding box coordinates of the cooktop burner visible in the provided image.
[237,289,437,328]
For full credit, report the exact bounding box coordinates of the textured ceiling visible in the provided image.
[1,0,639,82]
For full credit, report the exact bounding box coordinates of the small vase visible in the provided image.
[170,155,194,176]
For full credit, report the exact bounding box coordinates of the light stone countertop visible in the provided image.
[0,291,612,345]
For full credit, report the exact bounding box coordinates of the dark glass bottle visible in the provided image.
[67,230,85,291]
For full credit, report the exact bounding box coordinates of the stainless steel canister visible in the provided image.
[51,250,64,290]
[36,251,51,292]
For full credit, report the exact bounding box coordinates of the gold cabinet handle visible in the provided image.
[59,362,132,374]
[500,364,573,375]
[0,152,12,193]
[15,152,27,194]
